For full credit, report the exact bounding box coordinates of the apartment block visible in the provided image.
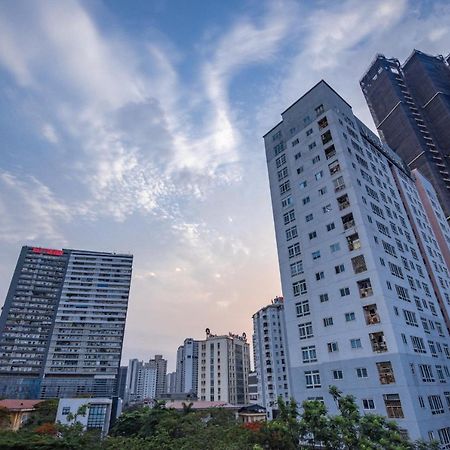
[0,246,132,399]
[124,355,167,403]
[198,329,250,404]
[361,50,450,221]
[252,297,290,419]
[175,338,199,395]
[264,80,450,444]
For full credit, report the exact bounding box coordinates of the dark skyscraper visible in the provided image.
[0,246,133,399]
[360,50,450,221]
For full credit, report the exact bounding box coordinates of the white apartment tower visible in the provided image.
[252,297,290,419]
[264,80,450,444]
[198,329,250,404]
[175,338,199,395]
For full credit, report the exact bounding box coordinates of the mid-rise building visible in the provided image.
[264,80,450,443]
[124,355,167,403]
[252,297,290,419]
[198,329,250,405]
[175,338,199,395]
[248,371,258,404]
[360,50,450,221]
[0,246,132,399]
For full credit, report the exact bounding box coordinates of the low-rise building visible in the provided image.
[0,399,43,431]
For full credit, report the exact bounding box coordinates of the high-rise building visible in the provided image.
[117,366,128,400]
[166,371,177,394]
[264,80,450,443]
[175,338,199,395]
[124,355,167,403]
[248,371,258,404]
[252,297,290,419]
[197,329,250,405]
[360,50,450,221]
[0,246,132,399]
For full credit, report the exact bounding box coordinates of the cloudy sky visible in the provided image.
[0,0,449,370]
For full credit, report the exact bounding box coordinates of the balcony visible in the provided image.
[337,194,350,211]
[318,117,329,130]
[342,213,355,230]
[377,362,395,384]
[325,145,336,160]
[370,332,388,353]
[363,304,380,325]
[346,233,360,251]
[351,255,367,274]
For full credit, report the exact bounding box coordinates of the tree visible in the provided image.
[21,399,58,430]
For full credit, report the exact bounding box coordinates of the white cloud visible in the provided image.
[41,123,59,144]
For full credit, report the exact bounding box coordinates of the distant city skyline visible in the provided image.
[0,0,449,370]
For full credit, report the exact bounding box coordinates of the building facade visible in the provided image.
[0,246,132,399]
[360,50,450,221]
[252,297,290,419]
[175,338,199,395]
[166,371,177,394]
[124,355,167,403]
[264,80,450,444]
[197,330,250,405]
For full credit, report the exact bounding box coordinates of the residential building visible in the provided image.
[124,355,167,403]
[166,371,177,394]
[197,329,250,404]
[56,397,117,438]
[252,297,290,418]
[117,366,128,400]
[0,399,43,431]
[175,338,199,395]
[0,246,132,399]
[248,371,258,403]
[360,50,450,221]
[264,80,450,443]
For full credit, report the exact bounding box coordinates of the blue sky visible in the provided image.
[0,0,449,369]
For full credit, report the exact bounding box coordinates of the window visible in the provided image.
[62,407,71,415]
[362,399,375,410]
[323,317,334,327]
[342,213,355,230]
[428,395,444,415]
[296,299,310,317]
[87,404,107,429]
[283,209,295,225]
[288,243,301,258]
[293,279,307,296]
[277,166,288,181]
[309,141,317,150]
[303,196,310,205]
[275,154,286,168]
[281,196,292,208]
[315,170,323,181]
[326,222,335,232]
[318,186,327,196]
[306,128,313,136]
[309,231,317,240]
[356,367,368,378]
[324,144,336,159]
[384,394,404,418]
[403,310,418,327]
[306,213,313,222]
[312,251,321,260]
[350,338,362,349]
[322,204,332,213]
[345,312,356,322]
[305,370,321,388]
[370,331,387,352]
[274,142,285,156]
[377,361,395,384]
[316,271,325,281]
[299,180,307,189]
[321,130,332,145]
[286,226,298,241]
[351,255,367,274]
[299,322,313,340]
[333,370,343,380]
[315,104,324,116]
[301,346,317,363]
[333,176,346,192]
[290,261,304,277]
[411,336,426,353]
[318,116,328,129]
[312,155,321,164]
[340,287,350,297]
[319,293,329,303]
[330,242,340,253]
[347,233,360,251]
[419,364,435,382]
[327,341,339,352]
[363,304,380,325]
[329,160,341,175]
[335,264,345,274]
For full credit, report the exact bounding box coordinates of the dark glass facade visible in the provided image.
[361,50,450,221]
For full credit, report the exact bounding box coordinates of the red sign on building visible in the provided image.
[31,247,64,256]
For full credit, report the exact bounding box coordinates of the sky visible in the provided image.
[0,0,449,371]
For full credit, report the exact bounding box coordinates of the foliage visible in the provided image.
[21,400,58,431]
[0,389,441,449]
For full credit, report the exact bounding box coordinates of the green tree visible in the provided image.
[21,400,58,431]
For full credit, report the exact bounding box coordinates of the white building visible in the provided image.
[56,397,116,437]
[124,355,167,403]
[175,338,199,395]
[198,329,250,405]
[264,80,450,443]
[252,297,290,418]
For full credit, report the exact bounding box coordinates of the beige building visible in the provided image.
[197,329,250,404]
